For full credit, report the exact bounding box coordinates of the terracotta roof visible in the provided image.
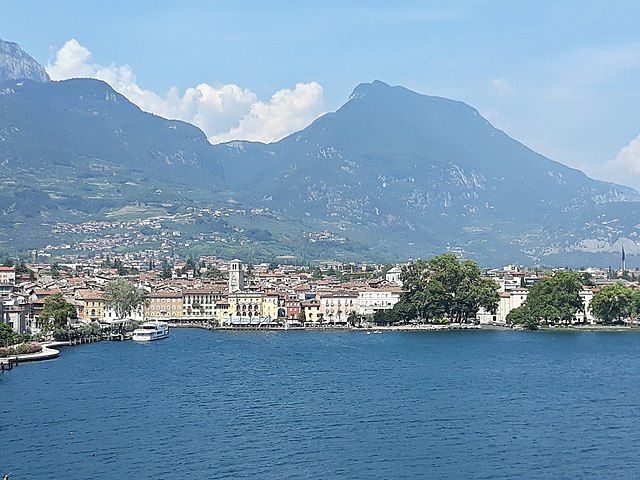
[147,291,182,299]
[75,289,104,301]
[184,287,226,294]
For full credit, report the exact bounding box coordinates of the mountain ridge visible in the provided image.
[213,80,640,263]
[0,39,50,83]
[0,39,638,264]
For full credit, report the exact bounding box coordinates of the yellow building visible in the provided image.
[215,297,231,323]
[75,289,105,323]
[145,291,183,320]
[183,287,225,319]
[301,298,321,323]
[228,291,264,319]
[261,293,285,320]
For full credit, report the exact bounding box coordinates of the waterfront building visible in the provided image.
[301,298,321,323]
[144,291,183,321]
[285,294,301,319]
[478,288,528,325]
[319,291,358,323]
[183,287,225,319]
[104,305,144,322]
[215,297,231,323]
[228,291,264,319]
[356,288,401,316]
[0,298,27,333]
[262,292,286,319]
[575,288,596,324]
[75,289,105,323]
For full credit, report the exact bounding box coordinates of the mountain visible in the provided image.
[0,77,225,230]
[0,39,50,83]
[215,81,640,264]
[1,38,638,265]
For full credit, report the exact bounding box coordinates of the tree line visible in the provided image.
[508,271,640,329]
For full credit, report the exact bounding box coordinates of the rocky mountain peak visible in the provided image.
[0,39,50,83]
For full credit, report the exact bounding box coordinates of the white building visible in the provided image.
[575,288,596,324]
[319,291,358,322]
[357,288,401,316]
[385,267,402,286]
[478,288,528,325]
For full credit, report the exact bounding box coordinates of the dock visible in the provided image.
[0,356,18,372]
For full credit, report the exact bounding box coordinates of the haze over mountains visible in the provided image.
[1,38,639,265]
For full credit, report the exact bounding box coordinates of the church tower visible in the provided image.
[228,259,244,293]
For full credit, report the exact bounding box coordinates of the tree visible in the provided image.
[203,267,223,279]
[39,293,77,331]
[0,322,15,345]
[347,311,359,327]
[525,271,584,324]
[506,305,538,330]
[631,290,640,321]
[311,267,323,280]
[590,283,633,324]
[161,259,172,279]
[396,254,498,323]
[104,279,146,319]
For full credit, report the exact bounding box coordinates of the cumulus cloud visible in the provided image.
[210,82,324,144]
[581,134,640,190]
[601,134,640,183]
[46,39,324,144]
[610,135,640,174]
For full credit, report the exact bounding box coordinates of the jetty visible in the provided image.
[0,356,18,372]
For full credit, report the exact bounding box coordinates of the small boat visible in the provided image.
[132,321,170,342]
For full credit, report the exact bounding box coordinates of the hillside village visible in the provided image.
[0,253,635,336]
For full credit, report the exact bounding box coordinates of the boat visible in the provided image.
[132,321,170,342]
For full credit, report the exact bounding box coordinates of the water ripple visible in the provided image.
[3,330,640,478]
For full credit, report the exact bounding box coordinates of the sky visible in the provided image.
[2,1,640,188]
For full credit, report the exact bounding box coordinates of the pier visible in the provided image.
[1,356,18,372]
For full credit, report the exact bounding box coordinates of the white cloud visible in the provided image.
[610,134,640,174]
[46,39,324,144]
[210,82,324,144]
[602,134,640,180]
[491,77,512,96]
[582,134,640,190]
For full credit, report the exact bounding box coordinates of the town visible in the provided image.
[0,249,635,340]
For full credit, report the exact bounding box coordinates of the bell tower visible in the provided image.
[228,259,244,293]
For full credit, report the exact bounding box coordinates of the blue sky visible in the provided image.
[3,1,640,188]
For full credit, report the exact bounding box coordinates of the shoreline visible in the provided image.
[167,322,640,333]
[0,345,59,366]
[3,323,638,369]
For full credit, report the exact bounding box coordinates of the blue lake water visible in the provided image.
[3,329,640,479]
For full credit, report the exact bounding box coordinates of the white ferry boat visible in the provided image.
[132,321,170,342]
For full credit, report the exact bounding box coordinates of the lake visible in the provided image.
[2,329,640,479]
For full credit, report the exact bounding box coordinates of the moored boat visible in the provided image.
[132,321,170,342]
